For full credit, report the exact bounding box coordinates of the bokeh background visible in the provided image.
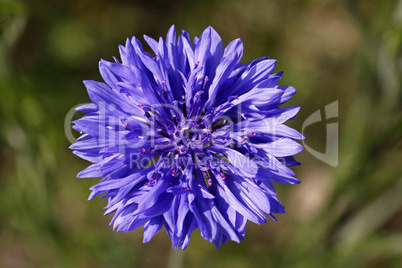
[0,0,401,267]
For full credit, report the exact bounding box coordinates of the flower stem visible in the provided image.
[167,248,184,268]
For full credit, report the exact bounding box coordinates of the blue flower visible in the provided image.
[70,25,304,249]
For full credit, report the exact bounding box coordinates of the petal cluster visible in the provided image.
[71,25,304,249]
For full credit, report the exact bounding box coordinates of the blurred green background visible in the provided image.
[0,0,401,267]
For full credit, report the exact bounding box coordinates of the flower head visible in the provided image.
[70,25,304,249]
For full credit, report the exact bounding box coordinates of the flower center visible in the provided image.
[171,118,212,154]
